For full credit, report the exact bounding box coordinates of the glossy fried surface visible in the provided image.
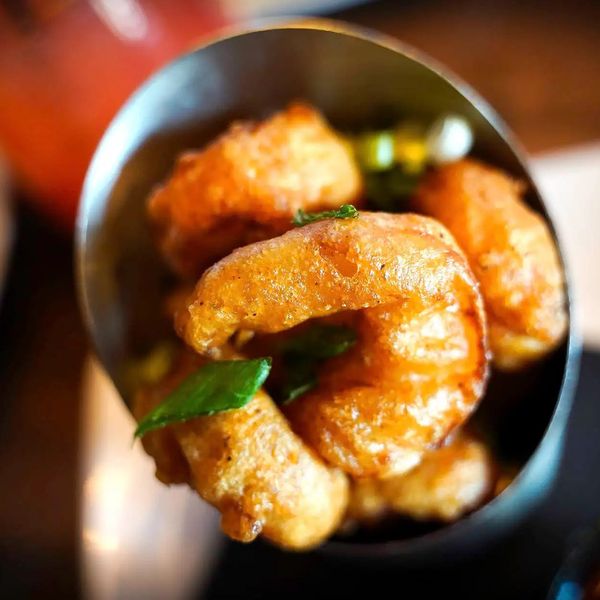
[414,159,567,370]
[177,213,488,478]
[133,350,349,550]
[346,433,495,524]
[148,102,362,278]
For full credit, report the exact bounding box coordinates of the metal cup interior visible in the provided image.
[76,20,580,562]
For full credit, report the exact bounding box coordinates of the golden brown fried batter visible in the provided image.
[414,159,567,370]
[346,433,495,524]
[177,213,488,478]
[148,102,363,278]
[134,349,348,550]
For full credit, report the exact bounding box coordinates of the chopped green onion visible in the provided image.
[292,204,359,227]
[387,169,422,196]
[394,123,427,174]
[134,358,271,438]
[365,168,420,212]
[125,341,177,389]
[355,131,396,172]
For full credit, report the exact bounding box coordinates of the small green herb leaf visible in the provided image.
[292,204,359,227]
[355,130,396,172]
[134,358,271,438]
[125,340,177,391]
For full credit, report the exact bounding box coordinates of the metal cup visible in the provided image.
[76,19,580,563]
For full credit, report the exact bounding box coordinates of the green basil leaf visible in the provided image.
[292,204,359,227]
[134,358,271,438]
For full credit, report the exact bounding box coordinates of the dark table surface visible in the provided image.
[0,0,599,598]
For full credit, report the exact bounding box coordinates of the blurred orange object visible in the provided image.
[0,0,226,229]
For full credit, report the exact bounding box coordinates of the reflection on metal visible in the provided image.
[79,358,222,600]
[221,0,372,19]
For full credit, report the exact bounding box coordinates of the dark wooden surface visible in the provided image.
[0,0,598,597]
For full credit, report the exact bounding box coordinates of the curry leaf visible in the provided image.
[275,325,356,405]
[280,325,357,359]
[134,358,271,438]
[279,360,318,405]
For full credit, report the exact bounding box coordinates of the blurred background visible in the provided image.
[0,0,599,598]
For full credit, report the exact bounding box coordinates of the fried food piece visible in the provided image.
[346,433,495,524]
[177,213,488,478]
[148,102,363,278]
[414,159,567,370]
[134,349,349,550]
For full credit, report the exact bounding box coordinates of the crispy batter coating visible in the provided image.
[148,102,363,278]
[133,350,349,550]
[346,433,495,524]
[414,159,567,370]
[177,213,489,478]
